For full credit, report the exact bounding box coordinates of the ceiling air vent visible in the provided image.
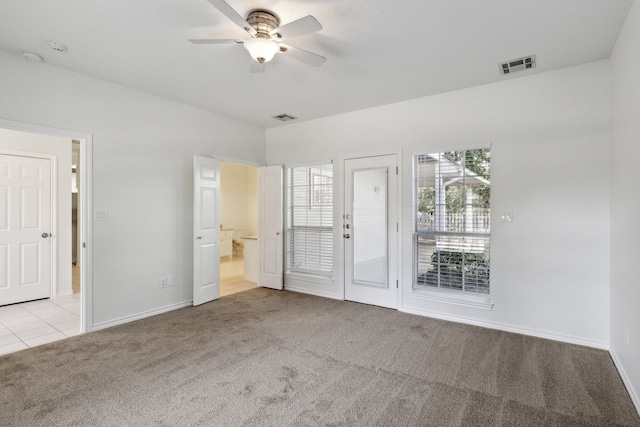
[47,41,68,53]
[500,55,535,75]
[272,114,297,122]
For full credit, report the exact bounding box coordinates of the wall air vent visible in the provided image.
[500,55,535,75]
[272,114,298,122]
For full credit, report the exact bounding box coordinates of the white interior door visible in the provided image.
[344,155,398,309]
[259,165,283,290]
[0,154,52,306]
[193,155,220,306]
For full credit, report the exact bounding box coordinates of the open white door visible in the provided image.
[259,165,283,290]
[0,154,52,306]
[193,155,220,306]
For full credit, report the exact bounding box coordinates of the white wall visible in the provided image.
[267,60,611,347]
[0,50,265,327]
[610,0,640,412]
[0,128,72,297]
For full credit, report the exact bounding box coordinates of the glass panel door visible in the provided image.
[344,155,398,309]
[352,168,387,287]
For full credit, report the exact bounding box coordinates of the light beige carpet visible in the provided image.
[1,288,638,426]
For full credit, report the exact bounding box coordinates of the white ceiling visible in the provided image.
[0,0,633,129]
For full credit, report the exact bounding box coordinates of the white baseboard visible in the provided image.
[610,347,640,416]
[399,305,610,350]
[92,300,192,331]
[55,290,74,298]
[284,285,342,300]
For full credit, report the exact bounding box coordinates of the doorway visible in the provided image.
[219,161,259,296]
[0,120,92,341]
[344,155,399,309]
[0,129,89,354]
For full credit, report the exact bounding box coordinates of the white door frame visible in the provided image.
[0,150,57,302]
[0,118,93,333]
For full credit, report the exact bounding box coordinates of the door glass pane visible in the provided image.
[352,168,387,287]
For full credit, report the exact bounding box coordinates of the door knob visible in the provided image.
[42,233,49,238]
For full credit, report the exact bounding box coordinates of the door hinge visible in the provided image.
[397,223,399,232]
[396,280,398,288]
[82,242,86,248]
[396,166,398,175]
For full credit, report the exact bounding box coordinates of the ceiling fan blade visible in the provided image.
[250,61,266,73]
[204,0,256,36]
[188,39,242,44]
[270,15,322,39]
[281,44,326,67]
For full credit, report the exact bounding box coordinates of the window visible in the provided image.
[286,163,333,277]
[414,149,490,294]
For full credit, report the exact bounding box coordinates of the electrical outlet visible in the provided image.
[167,275,174,287]
[499,211,513,222]
[94,210,109,221]
[159,277,167,288]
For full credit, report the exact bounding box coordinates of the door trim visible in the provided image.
[0,118,93,333]
[212,155,264,169]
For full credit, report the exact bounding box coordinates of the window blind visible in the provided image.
[286,164,333,277]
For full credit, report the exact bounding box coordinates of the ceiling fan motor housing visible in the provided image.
[247,11,280,38]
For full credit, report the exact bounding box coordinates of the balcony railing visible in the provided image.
[416,211,490,234]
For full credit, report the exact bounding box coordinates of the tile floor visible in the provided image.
[220,255,258,297]
[0,257,253,357]
[0,293,81,356]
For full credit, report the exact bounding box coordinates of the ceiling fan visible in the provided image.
[189,0,326,73]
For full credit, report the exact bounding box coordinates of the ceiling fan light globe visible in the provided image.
[243,37,279,63]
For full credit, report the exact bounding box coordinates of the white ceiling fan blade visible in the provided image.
[270,15,322,39]
[204,0,256,36]
[250,61,266,73]
[188,39,242,44]
[281,44,326,67]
